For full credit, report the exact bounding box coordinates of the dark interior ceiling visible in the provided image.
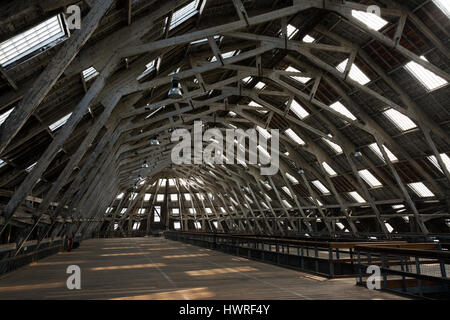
[0,0,449,242]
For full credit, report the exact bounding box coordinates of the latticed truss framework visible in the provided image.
[0,0,449,243]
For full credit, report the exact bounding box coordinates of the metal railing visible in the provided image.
[164,231,407,278]
[355,243,450,299]
[0,237,64,275]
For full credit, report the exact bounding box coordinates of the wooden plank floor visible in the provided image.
[0,237,407,300]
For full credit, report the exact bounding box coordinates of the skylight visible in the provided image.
[174,221,181,229]
[408,182,435,197]
[138,208,146,214]
[286,172,299,184]
[368,143,398,162]
[169,0,200,30]
[154,213,161,222]
[281,199,292,209]
[285,128,305,145]
[120,208,127,214]
[336,59,371,85]
[172,208,180,215]
[302,35,315,43]
[184,193,191,201]
[329,101,357,121]
[428,153,450,174]
[170,194,178,202]
[205,207,212,214]
[137,60,156,80]
[190,35,220,45]
[157,194,165,202]
[25,162,37,173]
[82,67,99,81]
[254,81,265,90]
[49,113,72,132]
[0,159,6,169]
[433,0,450,18]
[311,180,330,195]
[194,221,201,229]
[132,222,141,230]
[404,56,448,91]
[322,162,337,176]
[385,222,394,233]
[358,169,382,188]
[282,186,293,198]
[169,179,176,186]
[287,24,298,39]
[105,207,113,214]
[322,137,343,154]
[308,196,323,206]
[256,126,271,139]
[383,108,417,132]
[116,192,124,199]
[189,208,196,214]
[211,50,237,62]
[290,100,309,119]
[0,15,68,67]
[130,192,137,200]
[285,66,311,84]
[0,108,14,126]
[351,10,388,31]
[348,191,366,203]
[144,193,151,201]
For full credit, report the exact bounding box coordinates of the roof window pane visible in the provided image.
[322,162,337,176]
[348,191,366,203]
[290,99,309,119]
[383,108,417,131]
[49,113,72,132]
[336,58,371,85]
[358,169,383,188]
[368,143,398,163]
[351,10,388,31]
[0,15,68,67]
[285,66,311,84]
[285,128,305,145]
[170,0,201,30]
[427,153,450,174]
[408,182,435,197]
[329,101,357,121]
[404,56,448,92]
[311,180,330,195]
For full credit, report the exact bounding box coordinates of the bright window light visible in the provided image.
[170,194,178,202]
[159,178,167,186]
[256,125,271,139]
[290,100,309,119]
[282,199,292,209]
[120,208,127,214]
[0,108,14,126]
[308,196,323,206]
[369,143,398,162]
[132,222,141,230]
[311,180,330,195]
[408,182,435,197]
[358,169,382,188]
[285,66,311,84]
[383,108,417,131]
[169,0,200,30]
[154,213,161,222]
[282,186,293,198]
[322,137,343,154]
[144,193,151,201]
[190,35,220,45]
[205,207,212,214]
[213,221,219,228]
[302,35,315,43]
[194,221,201,229]
[287,24,298,39]
[0,15,67,67]
[129,192,137,200]
[336,59,371,85]
[25,162,37,172]
[174,221,181,229]
[168,179,176,186]
[189,208,197,214]
[197,193,205,200]
[329,101,357,121]
[385,222,394,233]
[49,113,72,132]
[138,208,146,214]
[285,128,305,145]
[211,50,236,62]
[322,162,337,176]
[348,191,366,203]
[286,172,299,184]
[137,60,156,80]
[428,153,450,174]
[351,10,388,31]
[254,81,265,90]
[105,207,113,214]
[220,207,226,213]
[336,222,345,230]
[433,0,450,18]
[0,159,6,169]
[116,192,124,199]
[157,194,165,202]
[404,56,448,91]
[172,208,180,215]
[82,67,98,81]
[184,193,191,201]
